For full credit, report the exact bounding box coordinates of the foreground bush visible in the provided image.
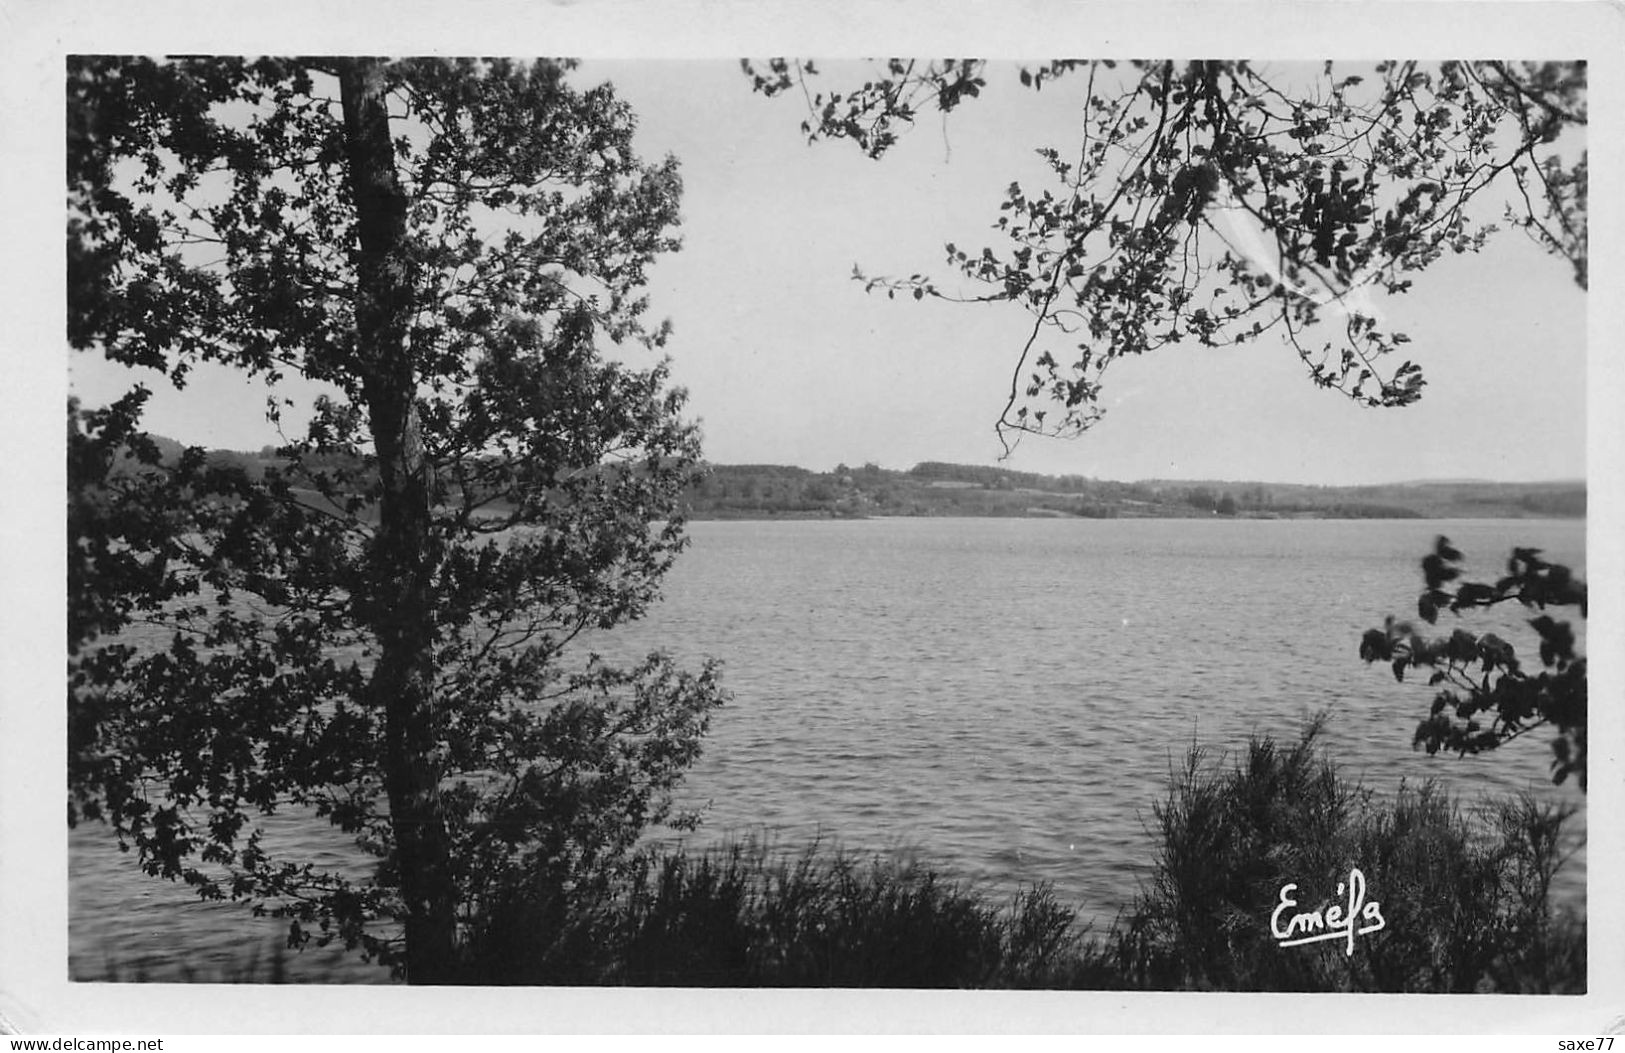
[456,719,1583,990]
[1105,717,1585,992]
[461,839,1110,987]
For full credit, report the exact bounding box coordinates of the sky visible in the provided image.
[62,59,1589,487]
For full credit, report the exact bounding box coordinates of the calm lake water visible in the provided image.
[68,516,1587,982]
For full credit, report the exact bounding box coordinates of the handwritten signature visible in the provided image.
[1271,867,1386,955]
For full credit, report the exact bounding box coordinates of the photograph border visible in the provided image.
[4,0,1620,1034]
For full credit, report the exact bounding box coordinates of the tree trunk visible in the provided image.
[338,58,459,984]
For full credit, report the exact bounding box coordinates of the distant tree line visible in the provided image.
[95,444,1583,522]
[681,462,1580,521]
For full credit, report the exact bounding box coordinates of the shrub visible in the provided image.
[1112,717,1584,992]
[462,838,1104,987]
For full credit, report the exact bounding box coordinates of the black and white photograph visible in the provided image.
[2,0,1621,1036]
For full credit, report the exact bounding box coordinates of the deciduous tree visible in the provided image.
[68,56,726,982]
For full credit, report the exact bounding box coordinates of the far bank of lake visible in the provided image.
[682,463,1586,521]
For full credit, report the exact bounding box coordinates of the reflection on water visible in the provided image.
[69,517,1587,982]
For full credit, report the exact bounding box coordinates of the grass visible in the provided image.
[93,940,294,984]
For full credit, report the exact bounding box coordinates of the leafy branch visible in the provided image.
[743,59,1586,455]
[1359,535,1587,790]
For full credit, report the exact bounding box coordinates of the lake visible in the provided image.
[68,516,1587,982]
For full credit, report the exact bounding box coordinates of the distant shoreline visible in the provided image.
[684,508,1585,522]
[682,461,1585,522]
[106,441,1588,523]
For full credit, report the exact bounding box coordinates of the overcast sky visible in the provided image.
[63,59,1588,486]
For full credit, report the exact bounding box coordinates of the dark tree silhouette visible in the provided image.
[68,56,726,981]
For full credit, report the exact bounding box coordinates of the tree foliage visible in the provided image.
[1360,536,1586,790]
[743,59,1586,452]
[68,56,726,981]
